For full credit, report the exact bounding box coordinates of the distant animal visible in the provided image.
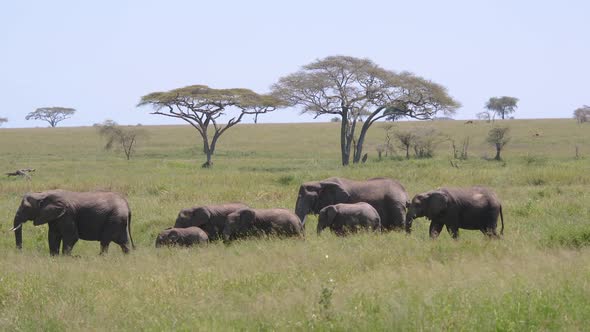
[317,202,381,236]
[295,177,408,231]
[406,186,504,239]
[6,168,35,179]
[11,190,134,255]
[223,208,303,242]
[174,203,249,240]
[155,227,208,247]
[464,120,474,124]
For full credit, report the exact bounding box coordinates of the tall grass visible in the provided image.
[0,119,589,330]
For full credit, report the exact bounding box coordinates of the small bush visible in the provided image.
[277,175,296,186]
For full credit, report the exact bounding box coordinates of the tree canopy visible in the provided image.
[0,117,7,126]
[25,107,76,127]
[573,105,590,123]
[485,97,518,120]
[486,127,511,160]
[138,85,283,167]
[96,120,147,160]
[271,56,460,165]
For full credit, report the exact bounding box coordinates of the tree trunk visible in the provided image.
[353,122,370,163]
[340,109,350,166]
[494,144,502,160]
[202,133,221,168]
[406,146,410,159]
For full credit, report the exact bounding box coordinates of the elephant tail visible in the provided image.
[499,205,504,236]
[128,211,136,250]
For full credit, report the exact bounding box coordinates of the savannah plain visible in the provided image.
[0,119,589,331]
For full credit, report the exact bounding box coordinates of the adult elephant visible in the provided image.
[11,190,134,255]
[295,177,408,231]
[174,203,248,240]
[405,186,504,239]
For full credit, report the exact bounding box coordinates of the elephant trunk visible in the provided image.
[155,237,163,248]
[13,212,25,250]
[405,208,416,234]
[317,223,326,236]
[294,198,309,227]
[222,228,232,244]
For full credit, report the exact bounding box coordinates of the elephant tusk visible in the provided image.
[11,223,22,231]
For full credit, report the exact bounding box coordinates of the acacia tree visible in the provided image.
[486,127,510,161]
[138,85,282,167]
[271,56,460,166]
[476,110,492,122]
[96,120,147,160]
[573,105,590,123]
[0,117,7,126]
[485,96,518,120]
[25,107,76,127]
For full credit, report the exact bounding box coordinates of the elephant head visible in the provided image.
[295,180,350,225]
[174,207,210,228]
[405,190,449,231]
[317,205,337,236]
[222,209,256,242]
[155,227,179,247]
[12,192,67,249]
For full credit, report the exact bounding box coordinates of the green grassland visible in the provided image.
[0,119,589,331]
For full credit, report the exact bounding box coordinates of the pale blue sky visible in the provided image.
[0,0,588,128]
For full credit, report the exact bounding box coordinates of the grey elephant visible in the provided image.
[406,186,504,239]
[317,202,381,236]
[223,208,303,242]
[11,190,134,255]
[155,227,209,247]
[295,177,408,231]
[174,203,248,240]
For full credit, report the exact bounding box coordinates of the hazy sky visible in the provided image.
[1,0,588,128]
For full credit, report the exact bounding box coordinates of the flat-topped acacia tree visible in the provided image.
[138,85,283,167]
[0,117,7,126]
[271,56,460,166]
[25,107,76,127]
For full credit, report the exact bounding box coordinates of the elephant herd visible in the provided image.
[9,177,504,255]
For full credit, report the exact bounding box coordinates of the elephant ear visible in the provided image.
[317,206,335,235]
[324,206,337,224]
[192,207,211,226]
[34,196,66,225]
[318,182,350,203]
[239,209,256,224]
[426,191,449,219]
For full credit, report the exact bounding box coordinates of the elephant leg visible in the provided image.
[60,220,79,255]
[446,225,459,239]
[481,227,500,239]
[100,240,111,255]
[429,222,444,239]
[118,242,131,254]
[100,222,123,255]
[48,228,62,256]
[62,238,79,255]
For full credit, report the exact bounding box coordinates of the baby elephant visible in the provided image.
[174,203,249,241]
[406,186,504,239]
[317,202,381,236]
[223,208,303,242]
[155,227,209,247]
